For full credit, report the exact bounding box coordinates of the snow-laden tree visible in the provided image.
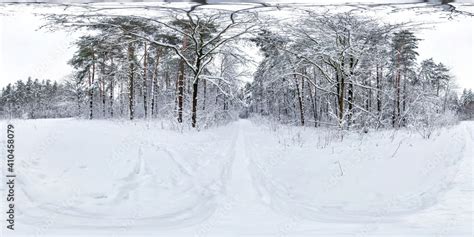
[248,11,460,131]
[45,5,260,127]
[0,2,468,130]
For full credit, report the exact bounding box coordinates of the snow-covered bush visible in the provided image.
[408,97,459,139]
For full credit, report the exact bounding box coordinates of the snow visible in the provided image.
[0,118,472,236]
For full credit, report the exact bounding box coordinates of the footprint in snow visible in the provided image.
[93,194,108,199]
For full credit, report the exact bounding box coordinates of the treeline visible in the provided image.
[459,89,474,120]
[247,12,463,130]
[0,78,75,119]
[1,9,472,130]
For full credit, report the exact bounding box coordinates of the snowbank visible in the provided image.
[246,120,467,222]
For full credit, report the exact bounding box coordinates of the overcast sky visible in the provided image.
[0,3,472,94]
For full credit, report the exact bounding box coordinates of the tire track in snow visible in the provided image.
[17,122,242,232]
[196,119,293,236]
[241,120,471,225]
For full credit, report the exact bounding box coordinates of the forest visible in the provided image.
[0,6,472,131]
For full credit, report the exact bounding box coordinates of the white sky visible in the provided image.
[418,17,473,92]
[0,12,77,86]
[0,3,473,93]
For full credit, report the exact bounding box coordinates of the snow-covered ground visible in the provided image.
[0,118,472,236]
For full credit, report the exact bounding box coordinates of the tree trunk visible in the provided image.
[151,47,161,117]
[402,73,407,125]
[366,77,371,111]
[102,75,106,118]
[109,79,114,118]
[190,46,203,128]
[337,65,344,127]
[143,42,148,118]
[76,89,81,117]
[89,60,95,120]
[294,71,304,126]
[436,78,440,97]
[376,65,382,114]
[165,70,170,90]
[308,79,318,127]
[347,57,354,126]
[394,53,401,128]
[119,82,125,118]
[128,42,135,120]
[177,37,187,124]
[88,69,92,119]
[202,79,207,111]
[396,72,401,127]
[176,60,185,123]
[191,80,199,128]
[109,58,115,118]
[120,81,124,117]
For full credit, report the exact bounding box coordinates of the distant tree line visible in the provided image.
[0,78,75,119]
[459,89,474,120]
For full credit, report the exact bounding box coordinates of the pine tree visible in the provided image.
[390,30,419,127]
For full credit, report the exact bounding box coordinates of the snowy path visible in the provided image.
[188,120,292,236]
[1,119,472,236]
